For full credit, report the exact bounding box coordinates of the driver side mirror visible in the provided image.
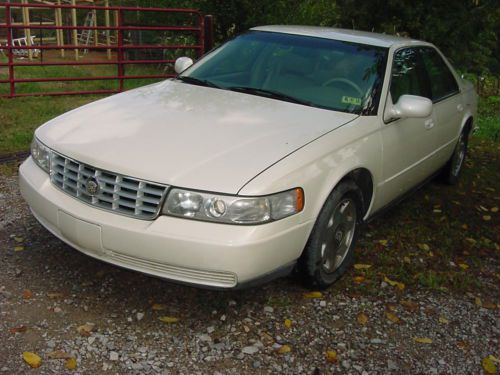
[388,95,433,120]
[174,57,194,74]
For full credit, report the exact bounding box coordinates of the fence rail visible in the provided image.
[0,2,213,98]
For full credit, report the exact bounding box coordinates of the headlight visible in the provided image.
[163,187,304,224]
[30,137,51,173]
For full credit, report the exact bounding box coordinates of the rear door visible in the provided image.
[418,47,462,165]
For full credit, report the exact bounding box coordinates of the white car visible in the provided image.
[20,26,477,289]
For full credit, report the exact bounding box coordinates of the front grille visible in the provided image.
[50,153,168,219]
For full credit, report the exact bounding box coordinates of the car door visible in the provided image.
[379,47,435,207]
[418,46,463,166]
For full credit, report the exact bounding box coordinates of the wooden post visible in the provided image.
[56,0,64,57]
[92,9,98,47]
[71,0,79,60]
[105,0,111,59]
[21,0,33,60]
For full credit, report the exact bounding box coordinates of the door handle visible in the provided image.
[424,119,434,130]
[457,104,464,112]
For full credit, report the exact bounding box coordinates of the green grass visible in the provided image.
[476,95,500,140]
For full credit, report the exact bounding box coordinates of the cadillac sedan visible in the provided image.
[19,26,477,289]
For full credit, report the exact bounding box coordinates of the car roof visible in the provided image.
[251,25,428,48]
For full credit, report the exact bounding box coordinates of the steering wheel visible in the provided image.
[322,78,363,97]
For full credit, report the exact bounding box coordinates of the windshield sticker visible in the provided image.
[342,96,362,105]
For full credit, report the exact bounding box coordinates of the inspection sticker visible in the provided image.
[342,96,362,105]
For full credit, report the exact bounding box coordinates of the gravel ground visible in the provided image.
[0,172,498,375]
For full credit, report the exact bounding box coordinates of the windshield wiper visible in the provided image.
[228,86,315,107]
[177,75,220,88]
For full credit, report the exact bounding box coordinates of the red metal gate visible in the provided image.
[0,2,212,97]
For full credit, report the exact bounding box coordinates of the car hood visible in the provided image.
[37,80,357,194]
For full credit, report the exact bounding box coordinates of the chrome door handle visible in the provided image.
[424,119,434,130]
[457,104,464,112]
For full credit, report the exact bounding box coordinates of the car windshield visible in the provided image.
[179,31,388,115]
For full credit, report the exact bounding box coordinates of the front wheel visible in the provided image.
[300,180,363,289]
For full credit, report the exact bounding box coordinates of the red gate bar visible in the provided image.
[0,2,208,98]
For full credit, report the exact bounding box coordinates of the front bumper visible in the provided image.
[19,157,313,289]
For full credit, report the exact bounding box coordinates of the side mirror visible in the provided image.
[390,95,433,119]
[174,57,194,74]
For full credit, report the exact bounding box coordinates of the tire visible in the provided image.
[300,180,363,289]
[442,128,469,185]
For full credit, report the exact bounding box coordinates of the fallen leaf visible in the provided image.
[284,319,292,329]
[9,325,27,334]
[385,311,400,323]
[462,224,468,230]
[22,290,33,300]
[378,240,388,246]
[325,350,337,363]
[465,237,477,245]
[353,264,372,270]
[47,350,73,359]
[158,316,179,324]
[353,276,365,284]
[403,256,411,264]
[14,246,25,252]
[14,237,24,243]
[400,300,419,312]
[357,312,368,325]
[483,215,492,221]
[384,276,405,291]
[482,302,498,310]
[491,207,499,213]
[22,352,42,368]
[77,322,95,336]
[276,344,291,354]
[414,337,433,344]
[47,292,64,299]
[475,297,482,307]
[303,291,322,299]
[151,303,167,311]
[458,263,469,270]
[417,243,430,251]
[438,316,449,324]
[489,355,500,364]
[65,357,77,370]
[482,357,497,374]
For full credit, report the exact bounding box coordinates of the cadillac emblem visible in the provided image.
[85,177,100,196]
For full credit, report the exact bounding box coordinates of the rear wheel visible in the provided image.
[442,129,469,185]
[301,180,363,289]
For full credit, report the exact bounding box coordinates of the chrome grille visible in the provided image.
[50,153,168,219]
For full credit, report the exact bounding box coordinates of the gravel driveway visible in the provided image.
[0,172,498,375]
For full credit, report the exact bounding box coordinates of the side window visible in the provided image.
[419,47,459,102]
[390,48,430,103]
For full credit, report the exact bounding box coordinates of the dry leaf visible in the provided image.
[353,276,365,284]
[475,297,482,307]
[465,237,477,245]
[77,322,95,336]
[22,352,42,368]
[458,263,469,270]
[483,215,492,221]
[158,316,179,324]
[303,291,322,299]
[385,311,400,323]
[417,243,430,251]
[403,256,411,264]
[482,302,498,310]
[47,350,73,360]
[438,316,449,324]
[379,240,388,246]
[22,290,33,300]
[276,345,291,354]
[284,319,292,329]
[14,246,24,252]
[357,312,368,325]
[325,350,337,363]
[384,276,405,290]
[491,207,499,213]
[353,264,372,270]
[9,325,27,334]
[414,337,433,344]
[47,292,64,299]
[65,357,77,370]
[14,237,24,243]
[400,300,419,312]
[151,303,167,311]
[482,357,497,374]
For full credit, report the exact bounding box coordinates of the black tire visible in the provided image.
[442,128,469,185]
[300,180,363,289]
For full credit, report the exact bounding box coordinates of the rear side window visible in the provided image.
[390,48,430,103]
[419,47,459,102]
